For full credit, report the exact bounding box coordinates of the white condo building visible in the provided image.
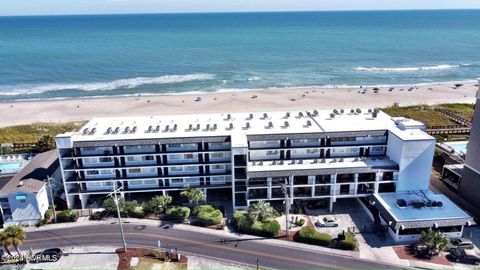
[56,108,472,241]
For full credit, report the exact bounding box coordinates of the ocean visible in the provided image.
[0,10,479,101]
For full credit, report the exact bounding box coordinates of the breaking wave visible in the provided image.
[0,73,216,96]
[354,64,461,72]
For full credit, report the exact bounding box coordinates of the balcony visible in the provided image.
[248,177,268,187]
[358,173,376,182]
[248,189,268,200]
[336,174,355,183]
[314,186,331,196]
[293,187,312,198]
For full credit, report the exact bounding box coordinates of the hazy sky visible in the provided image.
[1,0,480,16]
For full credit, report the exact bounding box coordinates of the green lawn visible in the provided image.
[0,121,86,144]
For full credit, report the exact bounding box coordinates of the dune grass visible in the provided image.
[437,103,475,121]
[382,105,457,127]
[0,121,86,144]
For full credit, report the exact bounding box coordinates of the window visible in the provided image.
[127,156,137,161]
[82,147,96,151]
[86,170,99,175]
[185,166,197,171]
[266,150,279,155]
[371,147,384,152]
[211,152,225,158]
[211,164,224,170]
[144,180,157,185]
[15,194,27,203]
[169,154,182,160]
[130,180,142,185]
[99,157,113,162]
[89,182,102,187]
[171,179,183,183]
[128,168,141,174]
[143,167,156,173]
[306,149,319,154]
[168,144,181,148]
[185,177,199,184]
[184,153,195,159]
[145,155,154,160]
[170,166,183,172]
[100,169,113,175]
[211,176,225,184]
[83,157,98,163]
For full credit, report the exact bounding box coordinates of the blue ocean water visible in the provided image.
[0,10,479,101]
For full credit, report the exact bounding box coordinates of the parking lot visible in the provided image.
[303,198,374,237]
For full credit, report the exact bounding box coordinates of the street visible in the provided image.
[22,223,403,269]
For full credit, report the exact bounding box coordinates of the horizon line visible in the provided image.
[1,7,479,18]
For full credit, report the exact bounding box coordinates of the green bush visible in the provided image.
[44,208,53,220]
[338,232,358,250]
[166,206,190,221]
[295,218,305,226]
[57,210,77,223]
[195,205,223,226]
[233,211,280,237]
[36,218,48,227]
[295,227,332,247]
[89,211,106,221]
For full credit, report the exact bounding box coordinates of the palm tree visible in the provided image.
[420,229,449,255]
[0,231,13,256]
[148,195,172,214]
[248,200,276,222]
[180,186,206,207]
[0,225,26,255]
[35,134,55,152]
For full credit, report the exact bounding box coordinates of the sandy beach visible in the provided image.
[1,81,478,127]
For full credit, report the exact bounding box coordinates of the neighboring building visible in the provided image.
[55,108,472,241]
[456,79,480,207]
[0,150,60,227]
[441,79,480,209]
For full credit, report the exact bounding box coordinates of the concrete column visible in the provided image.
[329,197,334,212]
[353,173,359,195]
[204,188,208,203]
[162,190,166,196]
[289,176,294,201]
[267,178,272,199]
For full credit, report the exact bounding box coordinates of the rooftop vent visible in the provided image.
[306,120,312,127]
[113,127,120,134]
[329,113,335,119]
[258,161,263,166]
[188,124,193,131]
[248,113,253,120]
[340,109,344,114]
[278,160,284,165]
[262,113,268,120]
[88,128,96,135]
[267,122,273,129]
[18,181,24,187]
[252,161,256,166]
[298,160,303,164]
[372,111,378,118]
[244,122,251,130]
[146,126,153,133]
[163,125,170,132]
[206,124,210,131]
[298,112,304,118]
[356,108,362,114]
[225,114,231,121]
[130,126,137,134]
[284,112,290,119]
[123,127,130,134]
[333,109,339,115]
[289,160,295,165]
[313,110,319,116]
[283,121,289,128]
[196,124,201,131]
[155,125,160,133]
[350,109,355,114]
[368,109,372,113]
[396,199,407,209]
[320,158,326,163]
[338,157,344,162]
[171,124,177,132]
[82,128,89,135]
[105,127,112,135]
[226,123,234,130]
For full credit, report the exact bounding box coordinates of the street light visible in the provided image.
[282,177,290,238]
[108,181,127,252]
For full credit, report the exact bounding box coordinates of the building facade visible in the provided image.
[56,108,435,211]
[455,79,480,208]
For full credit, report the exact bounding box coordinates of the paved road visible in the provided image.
[24,223,401,269]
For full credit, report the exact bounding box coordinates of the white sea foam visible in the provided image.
[0,74,216,96]
[247,76,262,81]
[354,64,461,72]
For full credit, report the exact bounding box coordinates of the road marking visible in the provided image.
[26,232,340,268]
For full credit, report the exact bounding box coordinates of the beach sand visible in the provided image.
[0,81,477,127]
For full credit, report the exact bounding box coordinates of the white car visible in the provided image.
[316,216,339,227]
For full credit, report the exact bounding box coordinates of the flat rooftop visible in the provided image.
[57,108,433,145]
[374,190,471,222]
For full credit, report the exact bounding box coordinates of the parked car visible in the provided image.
[315,216,339,227]
[448,249,480,265]
[31,248,63,263]
[449,238,475,250]
[414,244,437,259]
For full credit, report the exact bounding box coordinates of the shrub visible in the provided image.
[36,218,48,227]
[338,232,358,250]
[89,211,106,221]
[233,211,280,237]
[56,210,77,223]
[44,208,53,220]
[295,227,332,247]
[295,218,305,226]
[195,205,223,226]
[166,206,190,221]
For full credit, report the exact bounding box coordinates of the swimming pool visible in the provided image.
[445,141,468,154]
[0,162,23,171]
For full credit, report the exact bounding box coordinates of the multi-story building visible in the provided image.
[56,107,473,241]
[56,107,435,210]
[443,79,480,208]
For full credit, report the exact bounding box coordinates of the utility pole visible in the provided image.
[108,182,127,252]
[282,177,290,238]
[46,176,57,223]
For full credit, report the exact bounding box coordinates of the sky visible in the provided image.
[1,0,480,16]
